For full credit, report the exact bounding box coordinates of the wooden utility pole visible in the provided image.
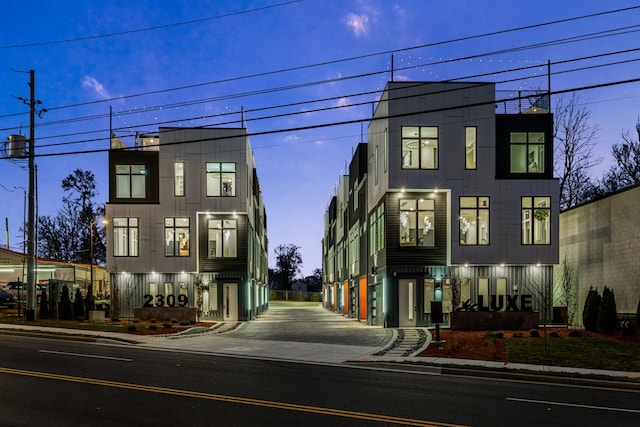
[25,69,36,321]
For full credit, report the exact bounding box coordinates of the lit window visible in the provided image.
[465,127,477,169]
[522,196,550,245]
[400,198,434,247]
[174,162,184,196]
[510,132,544,173]
[116,165,146,198]
[401,126,438,170]
[206,163,236,197]
[165,218,190,257]
[207,219,237,258]
[113,217,138,256]
[459,197,489,245]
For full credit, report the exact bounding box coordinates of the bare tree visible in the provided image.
[555,256,576,327]
[554,94,601,210]
[603,120,640,190]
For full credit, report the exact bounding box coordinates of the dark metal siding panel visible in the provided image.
[109,150,160,203]
[387,192,448,266]
[495,114,554,179]
[198,214,249,272]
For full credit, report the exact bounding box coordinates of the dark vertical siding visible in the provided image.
[198,214,249,272]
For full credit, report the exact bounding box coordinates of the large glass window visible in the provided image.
[401,126,438,169]
[206,163,236,197]
[399,198,435,247]
[207,219,237,258]
[465,127,477,169]
[115,165,146,198]
[164,218,190,257]
[510,132,545,173]
[459,196,489,245]
[174,162,184,196]
[113,217,138,257]
[369,203,385,255]
[522,196,550,245]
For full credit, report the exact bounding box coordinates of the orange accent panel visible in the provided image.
[343,280,349,315]
[359,276,367,320]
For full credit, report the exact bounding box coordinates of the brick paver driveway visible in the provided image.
[225,301,393,347]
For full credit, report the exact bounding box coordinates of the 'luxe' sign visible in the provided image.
[477,294,532,312]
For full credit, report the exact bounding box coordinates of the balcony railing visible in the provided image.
[495,90,550,114]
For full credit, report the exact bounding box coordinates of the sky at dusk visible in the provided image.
[1,1,639,277]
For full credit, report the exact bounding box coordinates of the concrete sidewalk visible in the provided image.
[1,301,639,385]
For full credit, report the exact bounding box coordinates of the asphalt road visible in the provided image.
[1,334,639,426]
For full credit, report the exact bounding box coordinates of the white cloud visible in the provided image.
[284,134,299,143]
[81,76,112,100]
[335,97,349,107]
[346,13,369,36]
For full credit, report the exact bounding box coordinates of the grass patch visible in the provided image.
[506,336,640,371]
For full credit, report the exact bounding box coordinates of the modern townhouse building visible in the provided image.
[105,126,269,322]
[323,81,559,328]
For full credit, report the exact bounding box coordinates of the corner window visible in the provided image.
[401,126,438,170]
[459,197,489,245]
[522,196,550,245]
[206,163,236,197]
[400,198,435,247]
[116,165,146,198]
[207,219,237,258]
[510,132,544,173]
[465,127,477,169]
[164,218,190,257]
[174,162,184,196]
[113,217,138,257]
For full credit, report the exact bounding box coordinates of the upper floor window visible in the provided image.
[174,162,184,196]
[459,196,489,245]
[116,165,146,198]
[522,196,550,245]
[113,217,138,257]
[207,219,237,258]
[165,218,190,256]
[465,127,477,169]
[401,126,438,170]
[510,132,544,173]
[399,198,435,247]
[206,163,236,197]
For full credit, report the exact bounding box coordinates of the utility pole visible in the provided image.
[25,69,37,321]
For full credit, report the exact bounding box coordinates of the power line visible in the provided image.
[10,77,640,160]
[0,1,303,49]
[1,4,637,120]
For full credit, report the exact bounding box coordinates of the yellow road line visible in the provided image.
[0,366,465,427]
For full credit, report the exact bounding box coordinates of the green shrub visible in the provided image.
[171,318,178,324]
[568,329,581,337]
[597,286,617,335]
[73,288,85,320]
[512,331,523,338]
[179,320,189,326]
[550,331,559,337]
[111,317,120,322]
[59,285,74,320]
[582,287,600,331]
[149,324,157,330]
[39,289,49,320]
[529,329,540,337]
[133,318,140,323]
[127,324,137,332]
[150,319,157,324]
[162,322,172,328]
[189,320,196,325]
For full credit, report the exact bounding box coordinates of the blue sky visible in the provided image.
[1,1,639,276]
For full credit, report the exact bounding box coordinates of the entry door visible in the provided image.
[399,279,416,327]
[223,283,238,322]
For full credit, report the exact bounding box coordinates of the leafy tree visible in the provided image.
[39,289,49,319]
[59,285,73,320]
[273,244,303,291]
[554,94,601,210]
[582,287,600,332]
[597,286,617,335]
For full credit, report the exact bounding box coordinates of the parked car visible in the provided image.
[0,289,17,308]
